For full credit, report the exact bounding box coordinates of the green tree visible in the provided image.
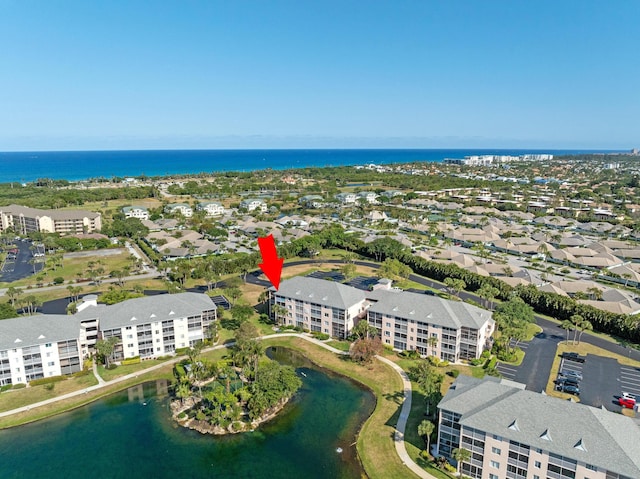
[95,337,120,367]
[5,286,22,308]
[452,448,471,474]
[350,320,378,340]
[409,361,444,417]
[350,336,382,364]
[231,304,254,325]
[0,302,17,320]
[444,277,466,298]
[418,420,435,453]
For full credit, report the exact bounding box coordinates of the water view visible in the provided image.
[0,348,374,479]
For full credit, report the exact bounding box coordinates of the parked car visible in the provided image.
[556,384,580,396]
[559,370,583,381]
[622,392,637,401]
[619,397,636,409]
[555,377,580,387]
[561,352,586,363]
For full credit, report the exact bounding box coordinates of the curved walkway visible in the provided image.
[0,332,434,478]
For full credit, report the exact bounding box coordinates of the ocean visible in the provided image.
[0,148,612,183]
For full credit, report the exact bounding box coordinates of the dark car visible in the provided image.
[556,384,580,396]
[424,290,436,296]
[555,377,580,387]
[561,352,586,363]
[559,370,583,381]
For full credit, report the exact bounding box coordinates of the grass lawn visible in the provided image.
[0,250,133,288]
[0,373,98,413]
[97,358,172,382]
[525,322,543,341]
[260,336,420,479]
[327,340,351,352]
[499,348,526,367]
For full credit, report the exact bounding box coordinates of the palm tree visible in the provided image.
[569,314,584,344]
[418,420,434,454]
[452,448,471,475]
[427,336,438,356]
[577,318,593,344]
[560,320,573,344]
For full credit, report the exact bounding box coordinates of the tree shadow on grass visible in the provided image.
[220,317,242,330]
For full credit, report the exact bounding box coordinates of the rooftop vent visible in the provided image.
[322,296,328,301]
[150,313,156,318]
[409,310,415,315]
[540,429,552,441]
[38,334,45,339]
[130,316,137,321]
[392,306,399,312]
[14,338,22,343]
[508,419,519,431]
[169,310,175,315]
[295,290,301,295]
[427,313,432,318]
[574,438,587,452]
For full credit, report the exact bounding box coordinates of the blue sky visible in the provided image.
[0,0,638,150]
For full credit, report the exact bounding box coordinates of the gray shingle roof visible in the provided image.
[439,378,640,477]
[75,292,216,330]
[0,314,80,350]
[275,277,366,310]
[368,289,493,329]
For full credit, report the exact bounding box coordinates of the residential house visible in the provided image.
[298,195,324,208]
[164,203,193,218]
[335,193,357,205]
[437,376,640,479]
[122,206,149,220]
[356,191,378,204]
[240,198,268,213]
[197,201,225,216]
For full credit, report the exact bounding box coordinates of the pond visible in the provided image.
[0,348,375,479]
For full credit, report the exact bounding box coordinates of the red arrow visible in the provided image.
[258,234,284,290]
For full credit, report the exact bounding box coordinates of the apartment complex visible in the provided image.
[164,203,193,217]
[196,201,225,216]
[0,204,102,235]
[0,293,216,386]
[270,276,367,339]
[270,277,494,360]
[367,289,494,361]
[437,376,640,479]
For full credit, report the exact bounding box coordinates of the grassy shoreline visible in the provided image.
[0,336,417,479]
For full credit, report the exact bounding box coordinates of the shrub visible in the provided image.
[485,357,497,370]
[44,383,55,391]
[12,383,26,389]
[311,331,330,340]
[72,368,91,378]
[400,349,420,359]
[53,276,65,285]
[121,356,141,365]
[0,384,12,393]
[30,376,65,386]
[496,349,518,362]
[448,369,460,378]
[175,347,190,356]
[469,358,483,366]
[178,412,187,419]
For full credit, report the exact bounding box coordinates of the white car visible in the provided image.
[622,392,636,401]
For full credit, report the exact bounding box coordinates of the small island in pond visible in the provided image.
[170,323,302,434]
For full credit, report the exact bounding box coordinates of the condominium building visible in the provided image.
[0,204,102,235]
[0,292,216,386]
[367,289,494,361]
[76,293,216,361]
[0,315,83,386]
[270,276,367,339]
[437,376,640,479]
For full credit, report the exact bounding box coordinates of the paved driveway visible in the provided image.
[0,240,43,282]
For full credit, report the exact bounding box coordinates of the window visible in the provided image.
[492,447,501,455]
[490,460,500,468]
[533,476,539,479]
[586,464,596,471]
[489,475,499,479]
[156,339,160,343]
[535,461,541,468]
[127,334,133,339]
[48,361,55,366]
[127,344,134,348]
[45,343,52,347]
[386,322,391,328]
[126,326,132,330]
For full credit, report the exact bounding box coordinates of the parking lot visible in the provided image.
[0,239,44,282]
